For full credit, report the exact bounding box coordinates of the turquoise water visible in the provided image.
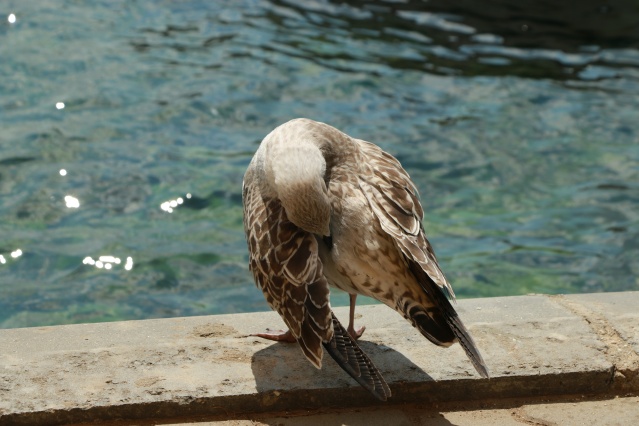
[1,0,638,328]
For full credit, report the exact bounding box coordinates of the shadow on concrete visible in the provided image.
[249,337,456,424]
[255,413,456,426]
[251,338,433,392]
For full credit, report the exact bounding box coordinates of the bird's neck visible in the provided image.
[264,135,331,236]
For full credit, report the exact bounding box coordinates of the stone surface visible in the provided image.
[557,293,639,392]
[191,396,639,426]
[0,293,638,425]
[563,292,639,356]
[189,397,639,426]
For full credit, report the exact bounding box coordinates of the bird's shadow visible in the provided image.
[250,338,455,425]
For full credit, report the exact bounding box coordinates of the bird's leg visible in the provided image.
[251,329,296,343]
[348,294,366,340]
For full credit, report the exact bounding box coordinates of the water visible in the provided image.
[1,0,638,329]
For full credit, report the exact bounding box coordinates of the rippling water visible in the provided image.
[1,0,638,328]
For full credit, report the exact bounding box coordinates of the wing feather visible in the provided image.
[356,140,454,300]
[243,173,332,367]
[356,140,489,377]
[323,313,392,401]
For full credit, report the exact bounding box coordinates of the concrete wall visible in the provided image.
[1,292,638,425]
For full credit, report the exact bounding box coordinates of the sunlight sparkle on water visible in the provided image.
[99,255,120,264]
[8,14,16,24]
[56,102,65,110]
[1,250,23,264]
[64,195,80,208]
[59,169,67,176]
[83,255,133,271]
[160,196,184,213]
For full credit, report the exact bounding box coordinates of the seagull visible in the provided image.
[242,118,489,401]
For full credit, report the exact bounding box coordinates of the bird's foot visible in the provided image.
[251,328,296,343]
[347,325,366,340]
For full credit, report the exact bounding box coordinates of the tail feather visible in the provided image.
[408,261,490,378]
[398,299,456,346]
[323,312,392,401]
[436,293,490,378]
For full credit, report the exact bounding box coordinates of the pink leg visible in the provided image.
[251,329,296,343]
[347,294,366,340]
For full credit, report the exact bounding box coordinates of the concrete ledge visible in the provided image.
[1,292,638,425]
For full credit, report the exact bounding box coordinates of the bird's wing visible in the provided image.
[323,312,392,401]
[356,140,489,378]
[243,174,332,367]
[243,172,392,399]
[355,140,455,300]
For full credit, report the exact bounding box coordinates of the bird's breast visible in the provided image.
[319,186,417,304]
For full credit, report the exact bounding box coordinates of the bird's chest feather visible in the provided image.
[318,184,414,302]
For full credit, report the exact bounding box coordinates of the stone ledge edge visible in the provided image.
[1,292,639,425]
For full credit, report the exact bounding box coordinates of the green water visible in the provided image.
[1,0,638,328]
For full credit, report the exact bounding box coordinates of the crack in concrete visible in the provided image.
[511,407,556,426]
[550,295,639,393]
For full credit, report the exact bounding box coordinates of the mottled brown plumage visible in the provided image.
[242,118,488,400]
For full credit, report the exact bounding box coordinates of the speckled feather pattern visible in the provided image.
[242,118,488,399]
[243,176,332,368]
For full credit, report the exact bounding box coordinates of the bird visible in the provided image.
[242,118,489,401]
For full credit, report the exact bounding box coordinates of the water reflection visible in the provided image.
[7,13,16,24]
[160,194,190,213]
[263,0,639,80]
[0,250,23,266]
[64,195,80,208]
[395,10,476,35]
[160,193,193,213]
[83,255,134,271]
[0,0,637,328]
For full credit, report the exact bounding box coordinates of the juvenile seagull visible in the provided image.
[243,118,488,401]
